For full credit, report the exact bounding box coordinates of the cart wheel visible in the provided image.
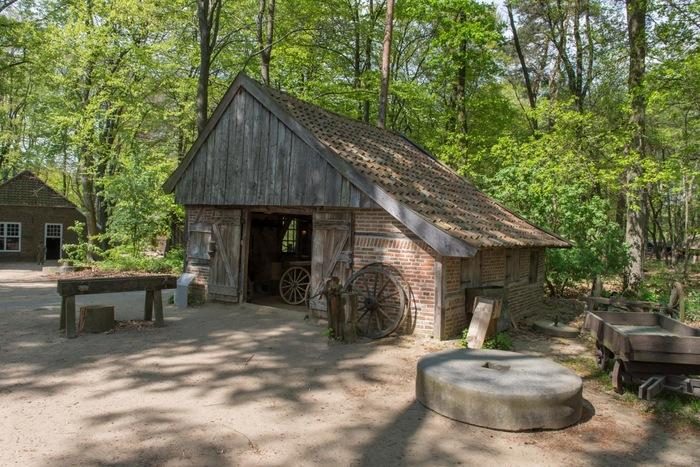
[612,359,626,394]
[346,266,407,339]
[595,343,612,371]
[279,266,310,305]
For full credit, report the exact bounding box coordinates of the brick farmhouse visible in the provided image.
[164,73,569,339]
[0,171,85,263]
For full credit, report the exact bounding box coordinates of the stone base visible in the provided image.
[78,305,115,333]
[416,349,582,431]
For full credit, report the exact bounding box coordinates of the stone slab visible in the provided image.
[416,349,583,431]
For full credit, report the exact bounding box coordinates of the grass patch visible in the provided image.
[559,355,700,429]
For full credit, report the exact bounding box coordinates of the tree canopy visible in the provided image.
[1,0,698,294]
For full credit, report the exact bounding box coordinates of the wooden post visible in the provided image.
[153,290,165,327]
[325,277,342,340]
[59,296,66,330]
[144,290,154,321]
[65,295,76,338]
[342,292,358,343]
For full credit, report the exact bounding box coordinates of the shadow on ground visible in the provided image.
[1,282,698,466]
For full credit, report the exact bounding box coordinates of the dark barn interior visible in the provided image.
[247,212,312,305]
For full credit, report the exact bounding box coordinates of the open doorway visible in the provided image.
[45,223,62,261]
[247,212,312,309]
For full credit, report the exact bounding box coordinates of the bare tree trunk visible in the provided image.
[257,0,275,84]
[623,0,648,290]
[196,0,222,134]
[363,0,374,123]
[506,2,536,117]
[377,0,394,129]
[453,11,468,134]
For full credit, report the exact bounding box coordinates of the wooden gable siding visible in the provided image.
[176,89,374,208]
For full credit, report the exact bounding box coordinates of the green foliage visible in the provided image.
[97,247,184,274]
[479,104,631,295]
[482,332,513,350]
[61,221,104,265]
[460,329,512,350]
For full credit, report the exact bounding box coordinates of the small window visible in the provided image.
[529,250,540,284]
[46,224,62,238]
[281,218,298,254]
[0,222,21,252]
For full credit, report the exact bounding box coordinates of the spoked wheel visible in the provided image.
[595,342,613,371]
[612,359,626,394]
[346,266,407,339]
[279,266,310,305]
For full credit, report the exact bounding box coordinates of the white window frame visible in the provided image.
[44,223,63,260]
[0,222,22,252]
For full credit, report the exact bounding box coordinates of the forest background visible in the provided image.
[0,0,698,314]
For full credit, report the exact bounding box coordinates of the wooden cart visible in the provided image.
[583,310,700,399]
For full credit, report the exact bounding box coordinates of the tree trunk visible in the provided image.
[623,0,648,290]
[506,2,537,118]
[377,0,394,129]
[362,0,374,123]
[196,1,211,134]
[196,0,222,134]
[257,0,275,85]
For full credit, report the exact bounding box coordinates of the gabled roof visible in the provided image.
[165,73,569,253]
[0,171,79,209]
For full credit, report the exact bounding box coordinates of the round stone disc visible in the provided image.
[416,349,583,431]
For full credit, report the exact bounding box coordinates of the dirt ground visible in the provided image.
[1,273,699,466]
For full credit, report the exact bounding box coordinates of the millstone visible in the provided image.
[416,349,583,431]
[533,320,580,338]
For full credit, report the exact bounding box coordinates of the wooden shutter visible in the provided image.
[309,211,353,312]
[208,209,243,302]
[187,222,212,264]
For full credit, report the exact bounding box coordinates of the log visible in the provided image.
[342,292,358,343]
[324,277,342,340]
[78,305,115,333]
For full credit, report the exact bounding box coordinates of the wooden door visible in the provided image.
[309,211,353,313]
[208,209,243,302]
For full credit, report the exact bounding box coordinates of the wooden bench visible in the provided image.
[57,275,177,338]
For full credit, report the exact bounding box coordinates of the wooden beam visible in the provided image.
[57,275,177,297]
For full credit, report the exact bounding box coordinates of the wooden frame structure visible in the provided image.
[57,275,177,338]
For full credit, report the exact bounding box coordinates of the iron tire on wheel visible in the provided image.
[279,266,310,305]
[346,265,407,339]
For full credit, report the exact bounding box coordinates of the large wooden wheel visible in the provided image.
[346,266,407,339]
[279,266,310,305]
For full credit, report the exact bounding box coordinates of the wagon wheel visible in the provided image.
[279,266,310,305]
[595,342,613,371]
[612,359,626,394]
[346,266,407,339]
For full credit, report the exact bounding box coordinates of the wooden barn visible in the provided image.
[164,73,569,339]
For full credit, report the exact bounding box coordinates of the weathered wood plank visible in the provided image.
[204,119,218,203]
[154,290,165,327]
[212,110,230,204]
[65,295,76,338]
[267,116,280,205]
[144,290,154,321]
[57,276,177,296]
[254,108,271,204]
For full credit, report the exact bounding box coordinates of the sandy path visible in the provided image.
[1,280,698,466]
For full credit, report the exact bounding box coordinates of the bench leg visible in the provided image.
[65,295,76,338]
[59,296,66,330]
[144,290,154,321]
[154,290,164,327]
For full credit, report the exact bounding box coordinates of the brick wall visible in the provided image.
[0,206,84,262]
[442,256,466,338]
[480,249,505,284]
[353,210,438,336]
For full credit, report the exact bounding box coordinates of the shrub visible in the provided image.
[461,329,513,350]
